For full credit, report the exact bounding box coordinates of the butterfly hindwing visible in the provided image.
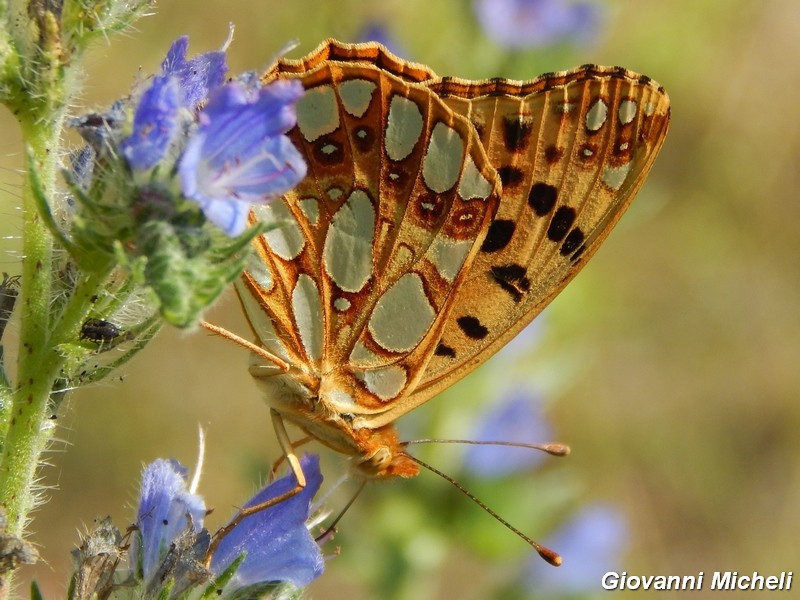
[412,67,671,400]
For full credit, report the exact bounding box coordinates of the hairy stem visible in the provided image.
[0,111,58,597]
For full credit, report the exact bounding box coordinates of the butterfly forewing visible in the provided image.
[239,52,501,421]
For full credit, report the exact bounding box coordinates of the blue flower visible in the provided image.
[210,454,325,589]
[161,35,228,111]
[526,504,628,593]
[102,35,306,237]
[132,459,206,582]
[131,454,324,594]
[464,390,554,477]
[120,75,181,171]
[178,79,307,236]
[474,0,600,49]
[119,36,228,172]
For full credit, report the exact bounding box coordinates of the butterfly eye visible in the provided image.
[357,447,393,476]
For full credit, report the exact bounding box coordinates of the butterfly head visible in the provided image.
[252,368,420,480]
[349,426,419,480]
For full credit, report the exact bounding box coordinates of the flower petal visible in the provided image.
[188,194,252,237]
[120,75,181,171]
[133,459,206,581]
[210,454,324,588]
[162,36,228,110]
[464,391,553,477]
[526,504,628,593]
[474,0,600,48]
[179,80,307,236]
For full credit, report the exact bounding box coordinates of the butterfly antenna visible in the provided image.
[405,438,570,457]
[404,453,562,567]
[315,479,367,543]
[200,320,291,372]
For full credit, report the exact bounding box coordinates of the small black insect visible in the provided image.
[80,318,122,344]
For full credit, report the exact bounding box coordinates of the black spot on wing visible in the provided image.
[547,206,577,242]
[570,243,587,263]
[313,136,344,165]
[497,165,524,187]
[560,228,585,256]
[435,343,456,358]
[353,126,376,153]
[490,263,531,302]
[481,219,515,252]
[528,183,557,216]
[544,145,563,164]
[502,116,532,151]
[457,315,489,340]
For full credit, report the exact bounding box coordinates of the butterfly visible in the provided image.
[206,39,669,560]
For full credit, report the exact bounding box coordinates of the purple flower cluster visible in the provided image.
[133,454,324,594]
[119,36,306,236]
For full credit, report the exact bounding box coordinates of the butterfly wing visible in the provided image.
[238,40,669,433]
[237,49,501,423]
[405,67,671,406]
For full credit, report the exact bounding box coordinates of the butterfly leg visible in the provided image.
[269,407,307,492]
[269,434,313,481]
[205,410,307,564]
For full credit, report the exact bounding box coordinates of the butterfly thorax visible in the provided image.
[249,354,419,480]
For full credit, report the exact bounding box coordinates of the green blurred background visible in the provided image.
[2,0,800,598]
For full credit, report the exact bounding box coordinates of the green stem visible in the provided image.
[0,256,114,535]
[0,95,114,596]
[0,116,61,534]
[0,240,112,594]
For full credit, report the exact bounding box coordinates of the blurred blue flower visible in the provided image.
[178,79,307,236]
[132,458,206,582]
[120,75,181,171]
[464,390,553,477]
[358,22,406,57]
[210,454,325,589]
[161,35,228,111]
[474,0,600,48]
[526,503,628,594]
[495,315,547,363]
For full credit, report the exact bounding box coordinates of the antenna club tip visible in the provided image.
[545,443,571,457]
[536,545,562,566]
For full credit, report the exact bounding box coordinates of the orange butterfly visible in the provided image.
[204,39,669,563]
